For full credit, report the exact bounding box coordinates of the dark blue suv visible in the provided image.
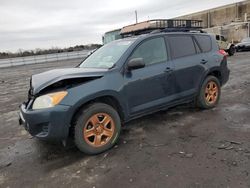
[19,32,230,154]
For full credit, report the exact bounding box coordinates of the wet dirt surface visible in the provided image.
[0,53,250,188]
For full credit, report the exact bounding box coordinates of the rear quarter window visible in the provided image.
[195,35,212,53]
[168,35,196,59]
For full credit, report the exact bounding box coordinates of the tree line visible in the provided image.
[0,44,102,59]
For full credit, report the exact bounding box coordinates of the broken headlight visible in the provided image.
[32,91,67,110]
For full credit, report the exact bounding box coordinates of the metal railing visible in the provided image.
[0,50,91,68]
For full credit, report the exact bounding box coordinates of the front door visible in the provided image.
[123,37,175,115]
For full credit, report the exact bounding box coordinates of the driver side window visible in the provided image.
[130,37,168,65]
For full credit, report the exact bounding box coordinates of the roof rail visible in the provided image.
[161,27,205,33]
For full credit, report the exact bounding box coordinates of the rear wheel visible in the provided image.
[197,76,221,109]
[74,103,121,154]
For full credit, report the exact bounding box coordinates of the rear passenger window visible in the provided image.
[195,35,212,53]
[168,36,196,59]
[130,37,168,65]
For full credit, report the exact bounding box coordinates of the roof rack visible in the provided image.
[120,19,203,36]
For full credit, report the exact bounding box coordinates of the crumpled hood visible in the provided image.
[31,68,107,94]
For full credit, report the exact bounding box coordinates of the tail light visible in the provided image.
[218,49,228,66]
[218,49,227,56]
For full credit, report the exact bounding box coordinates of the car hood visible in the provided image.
[31,67,107,94]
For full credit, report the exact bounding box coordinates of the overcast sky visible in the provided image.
[0,0,245,52]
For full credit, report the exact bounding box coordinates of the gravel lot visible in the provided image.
[0,53,250,188]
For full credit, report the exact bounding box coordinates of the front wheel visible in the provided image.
[196,76,221,109]
[74,103,121,155]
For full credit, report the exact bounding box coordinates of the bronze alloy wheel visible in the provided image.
[204,81,219,105]
[83,113,115,147]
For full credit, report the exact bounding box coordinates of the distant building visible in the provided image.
[175,0,250,42]
[102,29,122,44]
[102,1,250,44]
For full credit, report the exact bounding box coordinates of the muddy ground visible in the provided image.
[0,53,250,188]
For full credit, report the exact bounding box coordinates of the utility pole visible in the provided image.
[248,22,250,37]
[135,10,138,23]
[235,3,239,19]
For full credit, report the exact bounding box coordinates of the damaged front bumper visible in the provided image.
[19,102,71,141]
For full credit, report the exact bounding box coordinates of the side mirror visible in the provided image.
[127,58,145,70]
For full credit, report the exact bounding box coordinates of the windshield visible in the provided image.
[242,38,250,43]
[80,39,135,69]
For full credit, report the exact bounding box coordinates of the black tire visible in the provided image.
[228,46,235,56]
[74,103,121,155]
[196,76,221,109]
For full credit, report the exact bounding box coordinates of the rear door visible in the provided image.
[166,34,207,98]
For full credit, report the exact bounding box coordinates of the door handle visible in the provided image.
[164,67,173,73]
[200,59,208,64]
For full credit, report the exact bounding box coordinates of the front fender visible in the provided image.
[66,90,128,127]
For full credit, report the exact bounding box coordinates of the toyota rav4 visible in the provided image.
[19,32,230,154]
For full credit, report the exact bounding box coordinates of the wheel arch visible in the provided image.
[199,68,222,90]
[207,70,222,85]
[68,93,127,137]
